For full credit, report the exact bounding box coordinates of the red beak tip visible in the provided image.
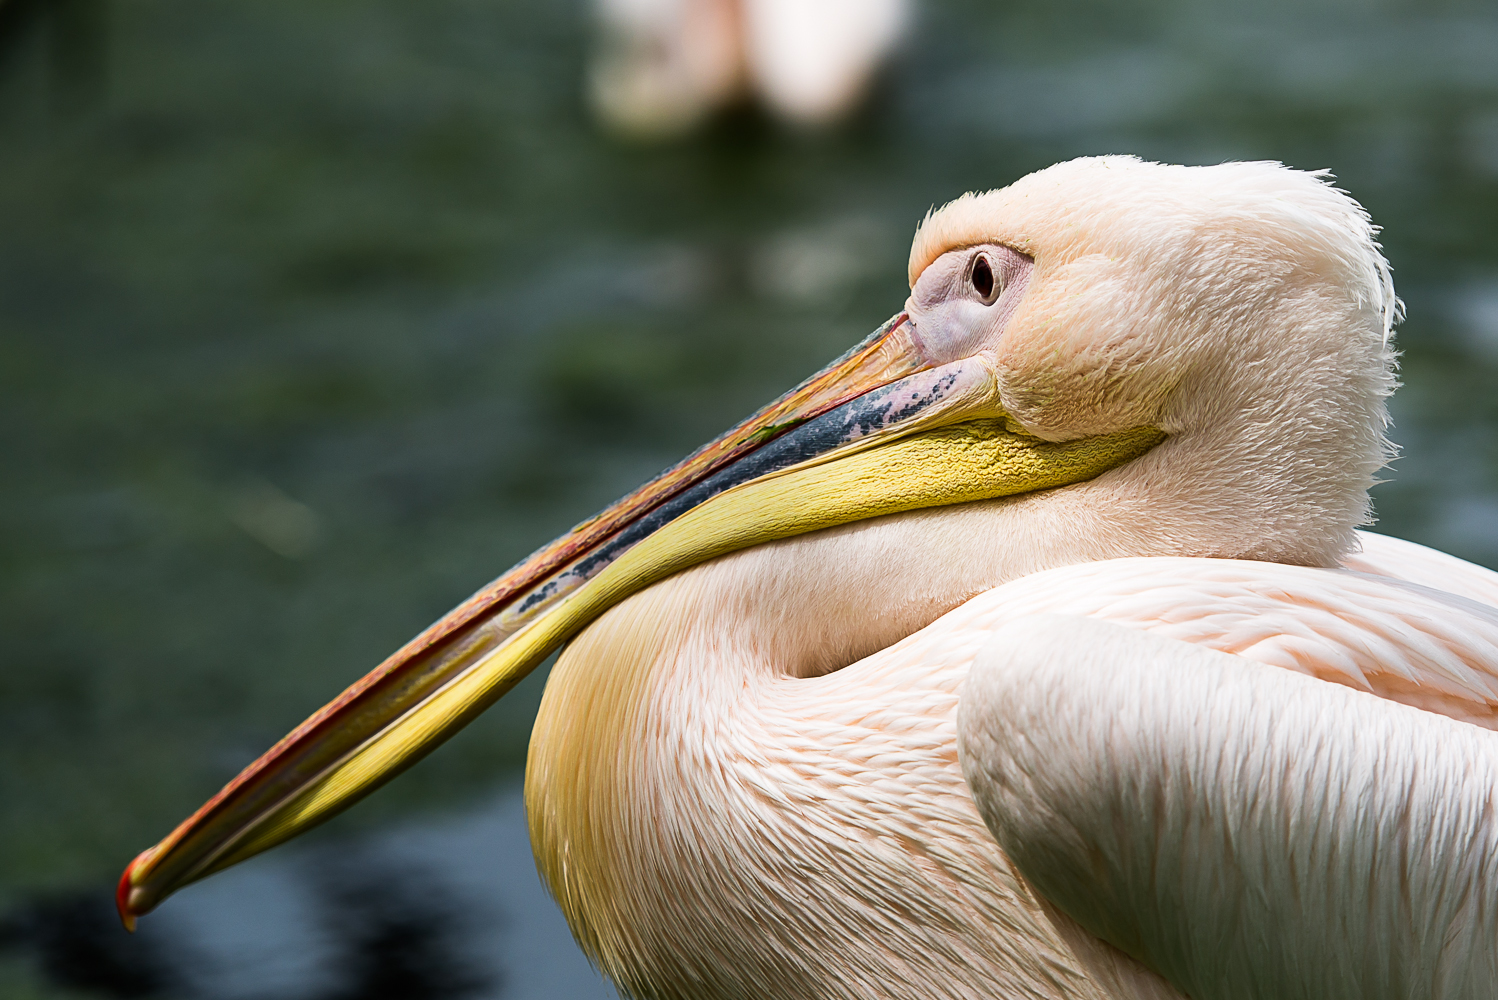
[115,879,137,932]
[116,852,152,932]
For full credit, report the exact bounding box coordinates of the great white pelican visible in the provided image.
[119,157,1498,999]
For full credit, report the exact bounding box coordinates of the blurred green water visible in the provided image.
[1,0,1497,995]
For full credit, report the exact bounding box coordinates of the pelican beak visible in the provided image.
[118,311,1163,927]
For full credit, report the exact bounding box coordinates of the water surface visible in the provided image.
[2,0,1497,996]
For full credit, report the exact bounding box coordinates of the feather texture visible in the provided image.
[531,532,1498,999]
[960,613,1498,1000]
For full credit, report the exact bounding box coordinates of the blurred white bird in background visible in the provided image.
[588,0,910,136]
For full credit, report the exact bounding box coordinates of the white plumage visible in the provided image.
[533,527,1498,999]
[963,604,1498,999]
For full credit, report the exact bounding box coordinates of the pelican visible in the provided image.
[118,156,1498,999]
[589,0,910,136]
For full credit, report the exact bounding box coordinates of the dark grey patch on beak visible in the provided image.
[514,366,964,614]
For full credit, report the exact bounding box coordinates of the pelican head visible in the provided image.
[119,157,1397,999]
[907,157,1397,568]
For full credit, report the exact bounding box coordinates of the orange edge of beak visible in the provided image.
[115,311,924,928]
[118,852,146,931]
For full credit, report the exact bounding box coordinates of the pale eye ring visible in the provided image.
[970,252,1000,305]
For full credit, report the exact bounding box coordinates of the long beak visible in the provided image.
[118,312,1163,927]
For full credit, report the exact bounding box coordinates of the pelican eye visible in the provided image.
[970,253,999,305]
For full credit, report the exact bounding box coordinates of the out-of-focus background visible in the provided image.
[2,0,1496,997]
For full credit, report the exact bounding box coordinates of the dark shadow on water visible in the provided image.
[1,855,497,1000]
[0,890,175,998]
[312,853,493,1000]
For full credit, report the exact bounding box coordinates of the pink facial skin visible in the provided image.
[905,244,1034,366]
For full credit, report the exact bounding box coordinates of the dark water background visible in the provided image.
[2,0,1497,997]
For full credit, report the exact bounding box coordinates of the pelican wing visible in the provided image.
[1346,529,1498,609]
[954,558,1498,1000]
[939,549,1498,729]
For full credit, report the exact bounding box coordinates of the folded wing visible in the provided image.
[953,548,1498,1000]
